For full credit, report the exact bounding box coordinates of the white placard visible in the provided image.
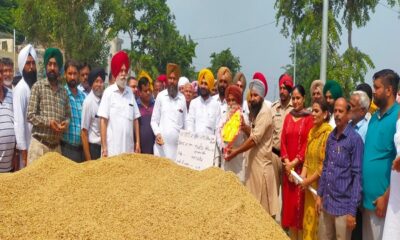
[175,130,217,171]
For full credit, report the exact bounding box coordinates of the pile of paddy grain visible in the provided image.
[0,152,288,239]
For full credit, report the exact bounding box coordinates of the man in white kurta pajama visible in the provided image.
[151,63,187,161]
[13,44,38,168]
[98,51,141,157]
[186,68,220,135]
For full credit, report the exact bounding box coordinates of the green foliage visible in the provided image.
[274,0,391,101]
[105,0,197,79]
[0,0,24,44]
[285,39,374,105]
[14,0,111,66]
[209,48,241,77]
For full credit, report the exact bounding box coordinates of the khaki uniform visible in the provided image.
[270,100,293,190]
[245,103,278,216]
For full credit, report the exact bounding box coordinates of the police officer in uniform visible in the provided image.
[271,74,294,190]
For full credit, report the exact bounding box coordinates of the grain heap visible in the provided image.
[0,152,288,240]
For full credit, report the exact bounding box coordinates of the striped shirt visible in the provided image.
[62,85,85,146]
[318,124,363,217]
[27,79,71,145]
[0,87,15,172]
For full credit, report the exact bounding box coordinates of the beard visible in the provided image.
[249,100,263,121]
[22,69,37,88]
[116,77,127,89]
[373,96,386,109]
[218,85,226,97]
[199,88,210,99]
[167,84,178,99]
[327,103,334,114]
[93,89,103,98]
[67,80,78,89]
[279,93,288,102]
[47,71,59,83]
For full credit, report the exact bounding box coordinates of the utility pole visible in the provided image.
[293,39,297,85]
[320,0,329,83]
[13,29,16,73]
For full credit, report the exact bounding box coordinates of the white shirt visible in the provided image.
[213,94,227,112]
[242,100,250,125]
[0,87,15,172]
[151,89,187,160]
[78,84,89,96]
[97,84,140,156]
[329,114,336,128]
[186,96,221,135]
[81,91,101,145]
[12,79,32,151]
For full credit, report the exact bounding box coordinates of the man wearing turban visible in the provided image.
[151,63,187,161]
[81,67,106,160]
[27,48,71,164]
[219,85,247,182]
[232,72,252,126]
[178,76,189,94]
[153,74,166,99]
[323,80,343,127]
[271,73,294,192]
[98,51,141,157]
[13,44,38,168]
[225,78,278,216]
[310,79,324,103]
[213,66,232,112]
[186,68,221,135]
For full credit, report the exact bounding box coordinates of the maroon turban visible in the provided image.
[225,85,243,106]
[252,72,268,97]
[111,51,130,78]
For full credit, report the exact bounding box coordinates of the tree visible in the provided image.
[273,0,399,96]
[14,0,112,66]
[283,39,373,104]
[209,48,241,77]
[0,0,24,44]
[105,0,197,79]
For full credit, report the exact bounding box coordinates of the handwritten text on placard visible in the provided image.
[176,130,216,171]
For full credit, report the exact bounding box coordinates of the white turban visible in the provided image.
[178,76,190,87]
[18,44,37,75]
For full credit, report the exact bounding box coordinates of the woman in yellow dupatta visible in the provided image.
[300,100,332,240]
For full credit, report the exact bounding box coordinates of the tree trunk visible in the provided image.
[348,24,353,49]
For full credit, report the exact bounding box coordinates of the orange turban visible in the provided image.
[217,67,232,83]
[166,63,181,79]
[198,68,215,91]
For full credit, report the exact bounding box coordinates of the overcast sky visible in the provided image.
[122,1,400,101]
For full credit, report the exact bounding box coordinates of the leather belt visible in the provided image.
[33,136,59,149]
[61,141,83,151]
